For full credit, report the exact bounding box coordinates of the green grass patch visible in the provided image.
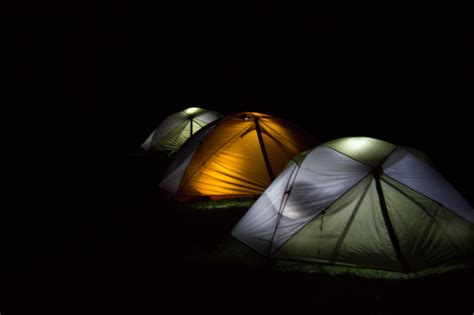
[274,259,474,280]
[208,237,474,279]
[185,198,256,211]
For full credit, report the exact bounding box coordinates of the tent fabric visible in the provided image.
[231,163,299,254]
[141,107,222,152]
[159,123,218,194]
[383,148,474,223]
[381,176,474,270]
[232,137,474,271]
[159,112,316,200]
[274,175,403,270]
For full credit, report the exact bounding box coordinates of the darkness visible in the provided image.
[5,7,474,314]
[79,12,472,198]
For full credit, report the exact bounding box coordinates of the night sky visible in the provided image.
[66,13,472,195]
[11,11,473,217]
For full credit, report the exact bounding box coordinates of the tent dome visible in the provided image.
[159,112,316,200]
[232,137,474,271]
[141,107,222,152]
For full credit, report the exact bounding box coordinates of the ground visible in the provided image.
[1,153,472,314]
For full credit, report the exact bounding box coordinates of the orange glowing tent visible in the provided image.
[159,112,316,200]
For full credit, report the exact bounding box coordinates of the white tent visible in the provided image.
[141,107,222,152]
[232,137,474,272]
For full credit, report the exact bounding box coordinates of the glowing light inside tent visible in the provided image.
[345,137,373,151]
[184,107,203,116]
[324,137,396,167]
[175,113,316,198]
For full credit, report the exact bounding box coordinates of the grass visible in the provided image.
[179,198,474,280]
[183,198,256,211]
[274,258,474,280]
[207,235,268,266]
[174,197,474,281]
[207,236,474,280]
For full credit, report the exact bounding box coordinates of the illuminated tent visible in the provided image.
[159,112,316,200]
[232,137,474,272]
[141,107,222,152]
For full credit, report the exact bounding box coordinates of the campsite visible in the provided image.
[7,13,473,314]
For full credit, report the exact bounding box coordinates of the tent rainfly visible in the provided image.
[159,112,316,200]
[141,107,222,152]
[232,137,474,272]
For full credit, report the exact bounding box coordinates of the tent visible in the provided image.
[232,137,474,272]
[141,107,222,152]
[160,112,316,200]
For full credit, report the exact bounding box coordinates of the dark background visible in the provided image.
[12,11,473,192]
[75,12,472,199]
[6,8,474,313]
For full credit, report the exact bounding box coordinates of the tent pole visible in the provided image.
[254,117,275,181]
[374,167,410,273]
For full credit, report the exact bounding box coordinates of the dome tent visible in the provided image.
[141,107,222,152]
[232,137,474,272]
[159,112,316,200]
